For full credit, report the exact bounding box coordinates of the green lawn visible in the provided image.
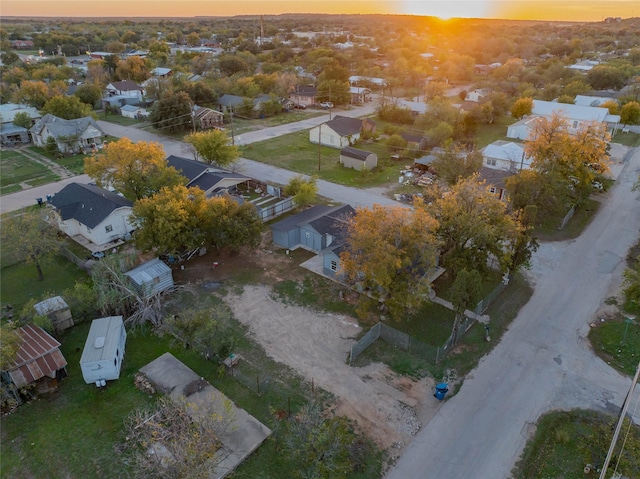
[611,130,640,147]
[100,113,146,127]
[533,198,600,241]
[475,116,514,148]
[589,316,640,376]
[0,150,59,195]
[27,146,86,175]
[240,129,403,187]
[231,110,324,135]
[513,410,640,479]
[0,256,89,310]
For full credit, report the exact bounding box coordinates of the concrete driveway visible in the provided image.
[386,148,640,478]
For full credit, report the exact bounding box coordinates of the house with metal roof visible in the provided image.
[340,146,377,171]
[49,182,135,251]
[309,115,363,149]
[80,316,126,386]
[30,114,105,154]
[0,103,41,146]
[507,100,620,141]
[1,324,68,391]
[481,140,532,172]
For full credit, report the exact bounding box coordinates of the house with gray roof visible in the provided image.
[270,204,355,277]
[340,146,377,171]
[166,155,250,197]
[309,115,363,149]
[49,182,135,250]
[217,94,271,115]
[481,140,532,172]
[0,103,41,145]
[30,114,105,154]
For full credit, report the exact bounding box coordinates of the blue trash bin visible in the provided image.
[434,382,449,400]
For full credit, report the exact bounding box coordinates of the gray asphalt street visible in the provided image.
[386,148,640,478]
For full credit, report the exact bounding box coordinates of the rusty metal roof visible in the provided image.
[3,324,67,388]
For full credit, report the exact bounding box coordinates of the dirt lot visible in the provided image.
[171,240,439,450]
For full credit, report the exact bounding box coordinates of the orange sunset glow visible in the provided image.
[1,0,638,21]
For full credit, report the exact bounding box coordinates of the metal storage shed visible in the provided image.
[124,258,174,298]
[80,316,126,386]
[33,296,74,332]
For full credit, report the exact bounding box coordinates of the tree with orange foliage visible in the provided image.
[84,138,185,201]
[339,205,440,319]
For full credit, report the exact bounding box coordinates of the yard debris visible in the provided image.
[133,373,156,395]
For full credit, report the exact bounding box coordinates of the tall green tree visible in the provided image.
[431,147,482,185]
[41,95,94,120]
[183,129,240,168]
[73,83,103,108]
[449,269,482,345]
[511,97,533,120]
[283,175,318,207]
[621,101,640,125]
[84,138,185,201]
[340,205,440,319]
[150,91,193,133]
[0,210,62,281]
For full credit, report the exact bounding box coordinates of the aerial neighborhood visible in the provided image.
[1,10,640,479]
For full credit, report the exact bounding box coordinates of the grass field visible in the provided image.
[512,410,640,479]
[0,150,59,195]
[589,316,640,376]
[27,146,86,175]
[533,198,600,241]
[240,129,404,187]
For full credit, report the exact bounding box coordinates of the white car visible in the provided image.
[319,102,334,109]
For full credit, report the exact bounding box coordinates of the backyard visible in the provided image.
[0,149,60,195]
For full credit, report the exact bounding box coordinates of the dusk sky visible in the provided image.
[1,0,639,22]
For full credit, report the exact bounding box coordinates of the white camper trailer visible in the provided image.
[80,316,126,386]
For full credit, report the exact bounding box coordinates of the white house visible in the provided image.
[49,183,135,251]
[105,80,144,100]
[309,115,363,149]
[481,141,532,172]
[340,146,377,171]
[506,100,620,141]
[80,316,126,386]
[120,104,148,119]
[30,114,105,154]
[465,89,490,103]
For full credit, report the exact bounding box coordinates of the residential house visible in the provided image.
[465,88,490,103]
[166,155,250,197]
[120,104,149,119]
[396,99,428,116]
[217,94,271,115]
[0,103,41,145]
[309,115,363,149]
[574,95,615,108]
[270,204,355,278]
[105,80,144,100]
[80,316,126,386]
[193,106,224,129]
[89,52,113,60]
[33,296,74,333]
[478,167,513,201]
[567,60,599,72]
[1,324,68,392]
[10,39,35,49]
[124,258,174,298]
[349,86,372,104]
[349,75,387,87]
[481,141,532,172]
[49,182,135,251]
[30,114,105,154]
[340,146,378,171]
[289,85,318,108]
[506,100,620,141]
[150,67,172,78]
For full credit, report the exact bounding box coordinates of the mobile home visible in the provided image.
[80,316,126,386]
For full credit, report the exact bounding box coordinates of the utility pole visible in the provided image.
[598,361,640,479]
[317,123,321,171]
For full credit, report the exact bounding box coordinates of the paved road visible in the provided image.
[387,149,640,478]
[0,102,396,214]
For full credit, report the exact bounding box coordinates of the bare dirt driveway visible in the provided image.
[224,284,434,450]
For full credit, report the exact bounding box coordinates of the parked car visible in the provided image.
[319,102,333,109]
[293,103,307,110]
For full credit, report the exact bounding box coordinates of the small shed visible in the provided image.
[33,296,74,332]
[340,146,378,171]
[124,258,174,298]
[1,324,68,390]
[80,316,126,385]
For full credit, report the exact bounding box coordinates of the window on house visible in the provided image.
[86,226,92,233]
[330,260,338,271]
[105,225,113,232]
[572,120,578,128]
[489,187,496,193]
[486,158,497,166]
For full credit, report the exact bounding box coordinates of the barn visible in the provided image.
[124,258,174,298]
[80,316,127,386]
